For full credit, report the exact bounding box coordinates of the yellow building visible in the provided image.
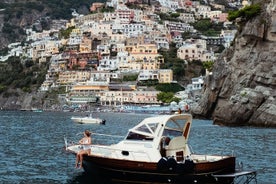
[66,18,76,28]
[128,44,160,62]
[67,80,109,104]
[57,71,91,85]
[125,35,145,46]
[141,60,160,70]
[158,69,173,83]
[117,43,164,72]
[70,83,109,95]
[79,37,92,53]
[71,28,81,34]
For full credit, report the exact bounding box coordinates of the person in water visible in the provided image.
[75,130,92,168]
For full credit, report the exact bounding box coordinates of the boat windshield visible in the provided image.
[126,122,158,141]
[125,115,191,141]
[162,118,185,138]
[126,131,154,140]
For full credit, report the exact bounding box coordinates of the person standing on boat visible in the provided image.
[75,130,92,168]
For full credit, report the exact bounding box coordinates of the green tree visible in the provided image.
[155,83,184,93]
[0,56,48,94]
[192,19,211,32]
[191,19,223,36]
[170,13,180,18]
[59,26,75,39]
[202,60,214,72]
[123,74,138,81]
[157,92,180,104]
[228,4,261,21]
[159,43,186,80]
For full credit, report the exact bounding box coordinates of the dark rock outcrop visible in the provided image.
[0,89,43,111]
[192,0,276,127]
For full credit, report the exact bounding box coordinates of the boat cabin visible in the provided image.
[122,114,192,161]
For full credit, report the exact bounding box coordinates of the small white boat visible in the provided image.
[65,114,243,183]
[32,108,43,112]
[71,114,105,124]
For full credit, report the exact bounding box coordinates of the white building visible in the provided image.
[195,5,211,19]
[154,36,170,50]
[138,70,159,81]
[220,29,237,48]
[122,23,146,37]
[186,76,205,91]
[98,57,119,71]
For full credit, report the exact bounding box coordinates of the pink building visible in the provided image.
[90,3,104,12]
[219,13,228,22]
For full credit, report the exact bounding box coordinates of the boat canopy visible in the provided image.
[125,114,192,142]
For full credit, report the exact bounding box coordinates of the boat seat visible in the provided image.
[165,136,186,161]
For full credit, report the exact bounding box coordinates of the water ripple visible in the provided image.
[0,111,275,184]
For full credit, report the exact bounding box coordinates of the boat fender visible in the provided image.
[157,157,177,171]
[175,159,195,173]
[167,157,177,171]
[157,157,168,171]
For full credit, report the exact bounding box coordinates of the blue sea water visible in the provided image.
[0,111,275,184]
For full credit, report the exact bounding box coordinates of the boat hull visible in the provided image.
[81,155,235,183]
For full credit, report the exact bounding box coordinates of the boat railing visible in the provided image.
[212,170,257,184]
[64,136,81,150]
[64,137,77,151]
[189,145,235,157]
[191,154,232,162]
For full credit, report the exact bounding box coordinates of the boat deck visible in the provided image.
[212,170,257,184]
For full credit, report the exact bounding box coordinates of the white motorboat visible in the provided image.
[65,114,242,183]
[71,114,105,124]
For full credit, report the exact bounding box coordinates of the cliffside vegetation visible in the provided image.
[228,4,261,22]
[1,0,101,20]
[0,0,103,50]
[0,57,48,96]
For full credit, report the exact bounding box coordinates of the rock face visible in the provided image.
[0,89,44,110]
[192,0,276,127]
[0,89,63,111]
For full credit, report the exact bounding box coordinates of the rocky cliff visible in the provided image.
[192,0,276,127]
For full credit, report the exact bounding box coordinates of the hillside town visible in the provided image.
[0,0,250,112]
